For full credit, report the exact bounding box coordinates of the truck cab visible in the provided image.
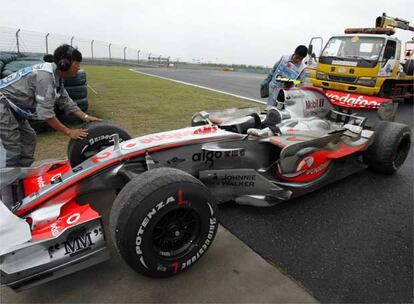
[308,14,414,100]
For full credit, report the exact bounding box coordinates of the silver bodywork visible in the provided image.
[0,86,378,290]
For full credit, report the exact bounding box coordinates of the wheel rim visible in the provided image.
[393,136,411,168]
[152,208,201,260]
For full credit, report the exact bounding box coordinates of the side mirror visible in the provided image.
[308,44,313,55]
[191,111,212,126]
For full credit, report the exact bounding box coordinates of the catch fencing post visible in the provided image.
[124,47,127,62]
[137,50,140,63]
[70,36,74,46]
[109,43,112,61]
[45,33,50,54]
[16,29,21,53]
[91,40,94,59]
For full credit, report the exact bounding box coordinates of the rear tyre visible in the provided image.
[365,121,411,174]
[67,121,131,167]
[110,168,219,278]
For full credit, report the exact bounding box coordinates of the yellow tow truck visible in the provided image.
[308,13,414,105]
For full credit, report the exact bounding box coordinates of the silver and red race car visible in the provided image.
[0,81,411,291]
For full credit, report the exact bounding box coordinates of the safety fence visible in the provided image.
[0,26,175,66]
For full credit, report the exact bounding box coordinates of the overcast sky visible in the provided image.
[1,0,413,66]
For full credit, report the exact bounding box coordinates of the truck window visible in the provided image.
[383,40,397,60]
[321,36,384,61]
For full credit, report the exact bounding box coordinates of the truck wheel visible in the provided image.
[110,168,219,277]
[365,121,411,174]
[67,121,131,167]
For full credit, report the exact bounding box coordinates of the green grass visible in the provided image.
[35,66,257,161]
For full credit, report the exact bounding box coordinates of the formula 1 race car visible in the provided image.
[0,81,411,291]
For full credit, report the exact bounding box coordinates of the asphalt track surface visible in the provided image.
[137,67,413,303]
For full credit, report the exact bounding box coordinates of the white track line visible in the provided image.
[87,84,98,95]
[129,69,266,105]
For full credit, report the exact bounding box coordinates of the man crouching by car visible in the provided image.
[0,44,100,168]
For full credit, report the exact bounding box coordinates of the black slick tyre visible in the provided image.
[66,85,87,100]
[67,121,131,167]
[64,70,87,86]
[365,121,411,174]
[75,97,89,112]
[110,168,219,278]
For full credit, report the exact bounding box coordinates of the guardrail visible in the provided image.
[0,26,179,66]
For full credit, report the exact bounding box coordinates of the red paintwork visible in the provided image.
[293,86,391,109]
[91,151,113,164]
[16,135,240,216]
[286,136,307,142]
[276,150,331,183]
[22,161,70,196]
[323,90,390,109]
[276,141,368,183]
[326,143,367,159]
[30,199,100,241]
[194,125,218,135]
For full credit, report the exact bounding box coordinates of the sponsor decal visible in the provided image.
[297,156,314,171]
[192,149,245,167]
[305,98,324,110]
[138,126,220,145]
[277,151,331,182]
[180,217,217,271]
[37,176,46,189]
[66,213,81,225]
[290,156,330,178]
[216,174,256,187]
[50,173,63,184]
[324,90,389,108]
[91,151,112,163]
[122,142,138,150]
[193,125,218,135]
[63,232,94,256]
[89,134,117,145]
[49,227,103,256]
[50,222,60,237]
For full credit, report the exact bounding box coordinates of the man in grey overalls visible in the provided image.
[262,45,308,106]
[0,44,100,168]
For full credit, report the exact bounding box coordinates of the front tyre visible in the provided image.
[109,168,219,277]
[67,121,131,167]
[365,121,411,174]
